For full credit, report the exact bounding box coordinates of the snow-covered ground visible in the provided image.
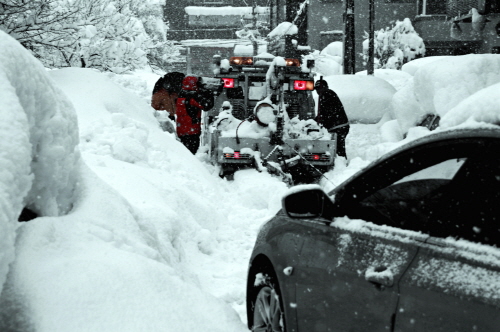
[1,30,500,331]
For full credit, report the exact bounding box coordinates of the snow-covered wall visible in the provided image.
[0,31,81,293]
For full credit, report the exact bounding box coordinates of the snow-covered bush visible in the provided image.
[362,18,425,70]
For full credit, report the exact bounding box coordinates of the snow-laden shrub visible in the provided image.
[362,18,425,70]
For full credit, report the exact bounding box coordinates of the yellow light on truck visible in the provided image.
[230,57,253,66]
[285,58,300,67]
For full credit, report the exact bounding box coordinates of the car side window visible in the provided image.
[340,138,500,246]
[394,158,465,183]
[353,158,467,234]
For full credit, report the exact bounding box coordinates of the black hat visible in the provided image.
[315,79,328,89]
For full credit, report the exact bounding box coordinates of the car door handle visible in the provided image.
[365,266,394,288]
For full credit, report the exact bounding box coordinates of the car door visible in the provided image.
[391,142,500,331]
[334,134,500,331]
[395,238,500,331]
[294,219,423,332]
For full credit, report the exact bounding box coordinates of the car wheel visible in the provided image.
[252,274,285,332]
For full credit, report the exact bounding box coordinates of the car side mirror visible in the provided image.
[282,185,334,220]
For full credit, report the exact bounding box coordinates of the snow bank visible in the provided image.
[0,32,81,294]
[355,69,412,91]
[441,82,500,128]
[393,54,500,133]
[5,165,244,332]
[414,55,500,117]
[0,60,250,330]
[401,56,453,75]
[322,75,397,123]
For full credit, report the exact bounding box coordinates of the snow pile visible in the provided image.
[0,52,252,330]
[0,32,81,294]
[321,41,343,59]
[320,75,397,123]
[401,56,453,75]
[441,82,500,128]
[267,21,298,38]
[355,69,412,91]
[393,54,500,133]
[303,50,343,76]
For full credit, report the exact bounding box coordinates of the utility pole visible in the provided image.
[285,0,299,57]
[343,0,355,74]
[367,0,375,75]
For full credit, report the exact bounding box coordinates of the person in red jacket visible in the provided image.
[176,76,214,154]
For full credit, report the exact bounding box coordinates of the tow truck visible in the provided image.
[204,54,337,185]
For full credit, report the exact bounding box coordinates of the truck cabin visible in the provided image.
[213,55,316,121]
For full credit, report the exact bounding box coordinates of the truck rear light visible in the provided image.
[222,78,235,88]
[230,57,253,66]
[303,153,330,162]
[223,152,252,160]
[285,58,300,67]
[293,80,314,91]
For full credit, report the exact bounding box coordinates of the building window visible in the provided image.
[418,0,447,15]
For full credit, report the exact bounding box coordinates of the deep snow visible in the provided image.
[1,30,500,331]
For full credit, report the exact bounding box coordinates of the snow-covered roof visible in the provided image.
[185,6,269,16]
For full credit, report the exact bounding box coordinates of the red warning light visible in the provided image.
[293,80,314,91]
[222,78,235,88]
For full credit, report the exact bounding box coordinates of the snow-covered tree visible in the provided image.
[362,18,425,70]
[0,0,181,72]
[75,0,151,73]
[126,0,182,72]
[0,0,81,64]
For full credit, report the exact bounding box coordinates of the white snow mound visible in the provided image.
[322,75,397,123]
[0,31,81,293]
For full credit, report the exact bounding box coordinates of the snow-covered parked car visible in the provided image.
[0,30,81,304]
[246,127,500,331]
[206,54,337,184]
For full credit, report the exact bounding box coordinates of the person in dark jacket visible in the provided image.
[176,76,214,154]
[151,72,185,119]
[314,79,350,158]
